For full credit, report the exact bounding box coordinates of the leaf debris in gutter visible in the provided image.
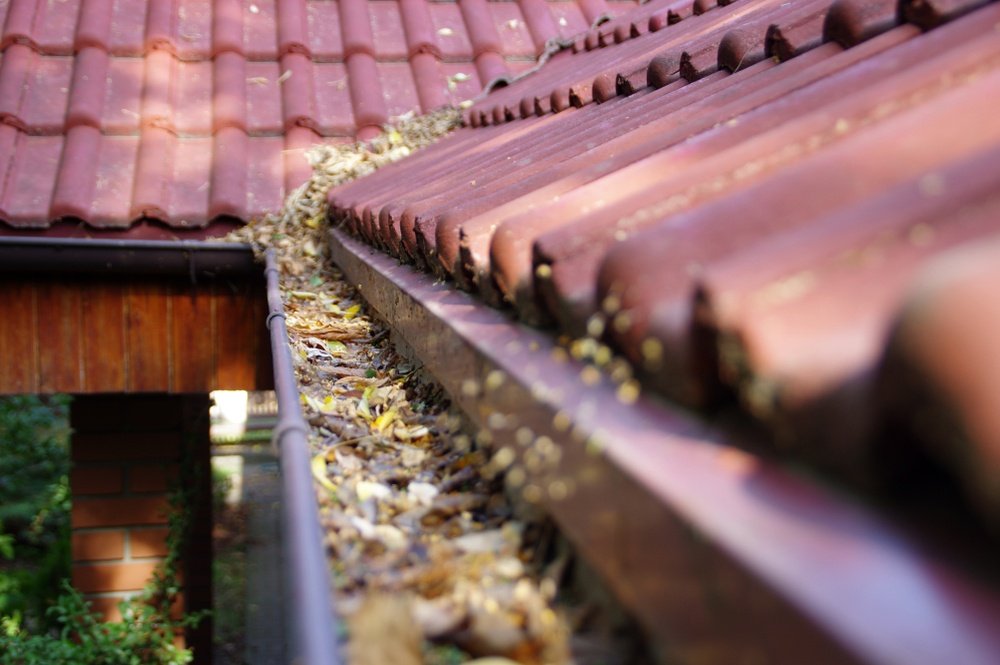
[227,110,578,663]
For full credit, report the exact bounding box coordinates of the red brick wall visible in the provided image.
[69,395,212,661]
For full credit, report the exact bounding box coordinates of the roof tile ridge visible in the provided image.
[0,125,16,214]
[208,126,249,221]
[469,32,575,116]
[340,0,377,58]
[50,124,101,221]
[517,0,561,54]
[345,53,388,138]
[665,4,693,25]
[578,0,613,25]
[66,45,110,130]
[145,0,179,56]
[399,0,444,59]
[598,0,779,102]
[0,43,32,131]
[284,125,320,192]
[279,51,320,134]
[764,0,836,62]
[131,126,176,222]
[213,50,247,133]
[680,40,722,80]
[629,18,651,39]
[823,0,901,48]
[213,0,244,56]
[717,25,768,73]
[410,52,449,113]
[140,48,175,132]
[458,0,504,58]
[1,0,40,52]
[75,0,114,52]
[474,51,511,89]
[900,0,991,29]
[277,0,310,58]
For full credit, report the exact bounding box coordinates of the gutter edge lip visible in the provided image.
[263,249,341,665]
[0,237,254,251]
[0,237,259,277]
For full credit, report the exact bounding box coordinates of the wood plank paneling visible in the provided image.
[36,281,83,393]
[252,282,275,390]
[0,280,38,394]
[81,283,127,392]
[126,281,171,392]
[171,286,214,392]
[0,277,267,395]
[214,281,258,389]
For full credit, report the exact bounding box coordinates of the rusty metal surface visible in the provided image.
[330,226,1000,665]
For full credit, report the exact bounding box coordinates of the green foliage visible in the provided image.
[0,395,208,664]
[0,395,71,547]
[0,523,70,632]
[0,396,72,632]
[0,581,198,665]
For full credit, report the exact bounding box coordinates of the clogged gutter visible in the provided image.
[228,110,575,664]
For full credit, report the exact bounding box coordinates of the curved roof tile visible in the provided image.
[0,0,598,235]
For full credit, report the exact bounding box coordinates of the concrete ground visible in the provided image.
[213,445,287,665]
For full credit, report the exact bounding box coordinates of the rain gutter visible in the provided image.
[265,249,341,665]
[0,237,257,278]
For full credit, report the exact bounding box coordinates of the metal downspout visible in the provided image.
[264,249,340,665]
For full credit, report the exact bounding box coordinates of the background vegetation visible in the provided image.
[0,395,72,633]
[0,395,200,665]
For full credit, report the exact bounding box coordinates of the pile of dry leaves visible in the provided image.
[228,111,574,664]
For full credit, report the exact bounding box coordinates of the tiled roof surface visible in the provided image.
[0,0,638,237]
[329,0,1000,519]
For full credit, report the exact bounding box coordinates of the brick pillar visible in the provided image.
[69,395,212,662]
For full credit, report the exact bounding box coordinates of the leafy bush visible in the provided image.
[0,395,71,537]
[0,475,206,665]
[0,580,198,665]
[0,395,206,664]
[0,396,72,631]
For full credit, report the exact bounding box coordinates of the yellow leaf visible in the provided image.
[304,214,324,229]
[304,394,337,415]
[343,304,361,320]
[373,408,397,433]
[303,394,324,413]
[357,396,372,421]
[311,453,338,495]
[326,340,347,354]
[290,290,317,300]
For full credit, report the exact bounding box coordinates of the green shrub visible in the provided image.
[0,395,206,664]
[0,395,71,548]
[0,396,72,632]
[0,580,198,665]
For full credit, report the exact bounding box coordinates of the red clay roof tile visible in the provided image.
[2,0,579,236]
[327,0,1000,532]
[368,0,409,59]
[1,131,63,225]
[107,0,149,56]
[881,232,1000,521]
